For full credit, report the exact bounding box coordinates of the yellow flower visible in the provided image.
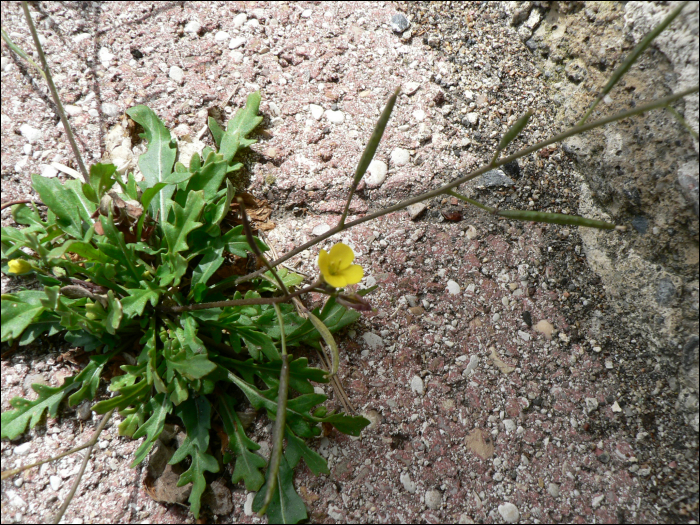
[318,243,363,288]
[7,259,33,275]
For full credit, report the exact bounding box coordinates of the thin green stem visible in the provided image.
[235,85,697,284]
[21,2,88,183]
[444,190,496,212]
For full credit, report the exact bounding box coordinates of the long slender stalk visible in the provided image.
[21,2,88,183]
[234,85,698,285]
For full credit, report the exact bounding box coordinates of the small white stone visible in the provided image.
[98,47,114,67]
[229,37,246,50]
[312,223,331,236]
[244,492,256,516]
[39,164,58,178]
[425,489,441,510]
[410,375,424,395]
[592,494,605,508]
[518,330,531,341]
[584,397,599,414]
[14,442,32,456]
[233,13,248,27]
[301,9,313,18]
[548,483,560,498]
[413,109,426,122]
[391,147,410,167]
[214,31,230,42]
[23,144,32,155]
[64,105,83,117]
[498,502,520,523]
[365,160,388,188]
[324,109,345,124]
[400,472,416,493]
[101,103,120,117]
[1,56,11,72]
[229,50,244,64]
[465,355,479,375]
[169,65,184,83]
[362,332,384,350]
[611,401,622,412]
[503,419,516,433]
[309,104,324,120]
[446,280,461,295]
[20,124,42,143]
[467,112,479,126]
[403,81,420,96]
[49,475,63,491]
[184,21,201,34]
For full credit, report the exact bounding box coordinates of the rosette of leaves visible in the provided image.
[1,92,369,522]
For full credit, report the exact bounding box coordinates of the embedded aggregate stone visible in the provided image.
[390,13,410,33]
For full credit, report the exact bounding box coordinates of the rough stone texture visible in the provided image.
[510,1,700,433]
[1,2,698,524]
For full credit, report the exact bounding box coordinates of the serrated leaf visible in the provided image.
[162,190,205,255]
[1,291,46,343]
[31,174,87,239]
[252,454,307,524]
[68,352,112,406]
[225,91,263,149]
[92,376,149,414]
[189,237,225,300]
[284,427,329,475]
[86,163,117,203]
[126,105,177,220]
[170,397,220,519]
[105,290,123,335]
[1,376,80,440]
[136,170,194,239]
[183,154,230,201]
[131,393,172,466]
[219,393,267,491]
[122,283,161,317]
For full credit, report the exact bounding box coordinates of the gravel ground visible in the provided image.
[2,2,698,524]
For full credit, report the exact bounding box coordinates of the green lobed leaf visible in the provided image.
[1,291,46,343]
[225,91,264,150]
[1,376,80,440]
[284,427,329,475]
[125,105,178,220]
[219,393,267,491]
[170,397,220,519]
[252,453,308,524]
[131,393,173,466]
[31,174,87,239]
[68,352,113,406]
[121,282,161,318]
[162,190,205,255]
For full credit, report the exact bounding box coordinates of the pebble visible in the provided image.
[584,397,599,414]
[410,375,424,395]
[309,104,324,120]
[39,164,58,178]
[184,21,201,34]
[592,494,605,508]
[101,103,120,117]
[1,56,11,71]
[503,419,516,433]
[301,9,313,18]
[400,472,416,493]
[64,105,83,116]
[425,489,441,509]
[391,147,410,166]
[498,502,520,523]
[214,31,230,42]
[14,442,32,456]
[446,280,461,295]
[406,203,427,220]
[233,13,247,27]
[169,66,184,83]
[518,330,531,341]
[464,355,479,375]
[403,81,420,96]
[548,482,560,498]
[229,50,244,64]
[365,160,388,188]
[362,332,384,350]
[324,109,345,124]
[466,112,479,126]
[49,475,63,491]
[312,223,331,236]
[98,47,114,67]
[244,492,255,516]
[391,13,410,33]
[20,124,42,143]
[413,109,426,122]
[229,36,246,50]
[478,169,515,188]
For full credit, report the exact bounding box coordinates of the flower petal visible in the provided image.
[318,249,330,277]
[340,264,363,285]
[328,243,355,270]
[323,272,349,288]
